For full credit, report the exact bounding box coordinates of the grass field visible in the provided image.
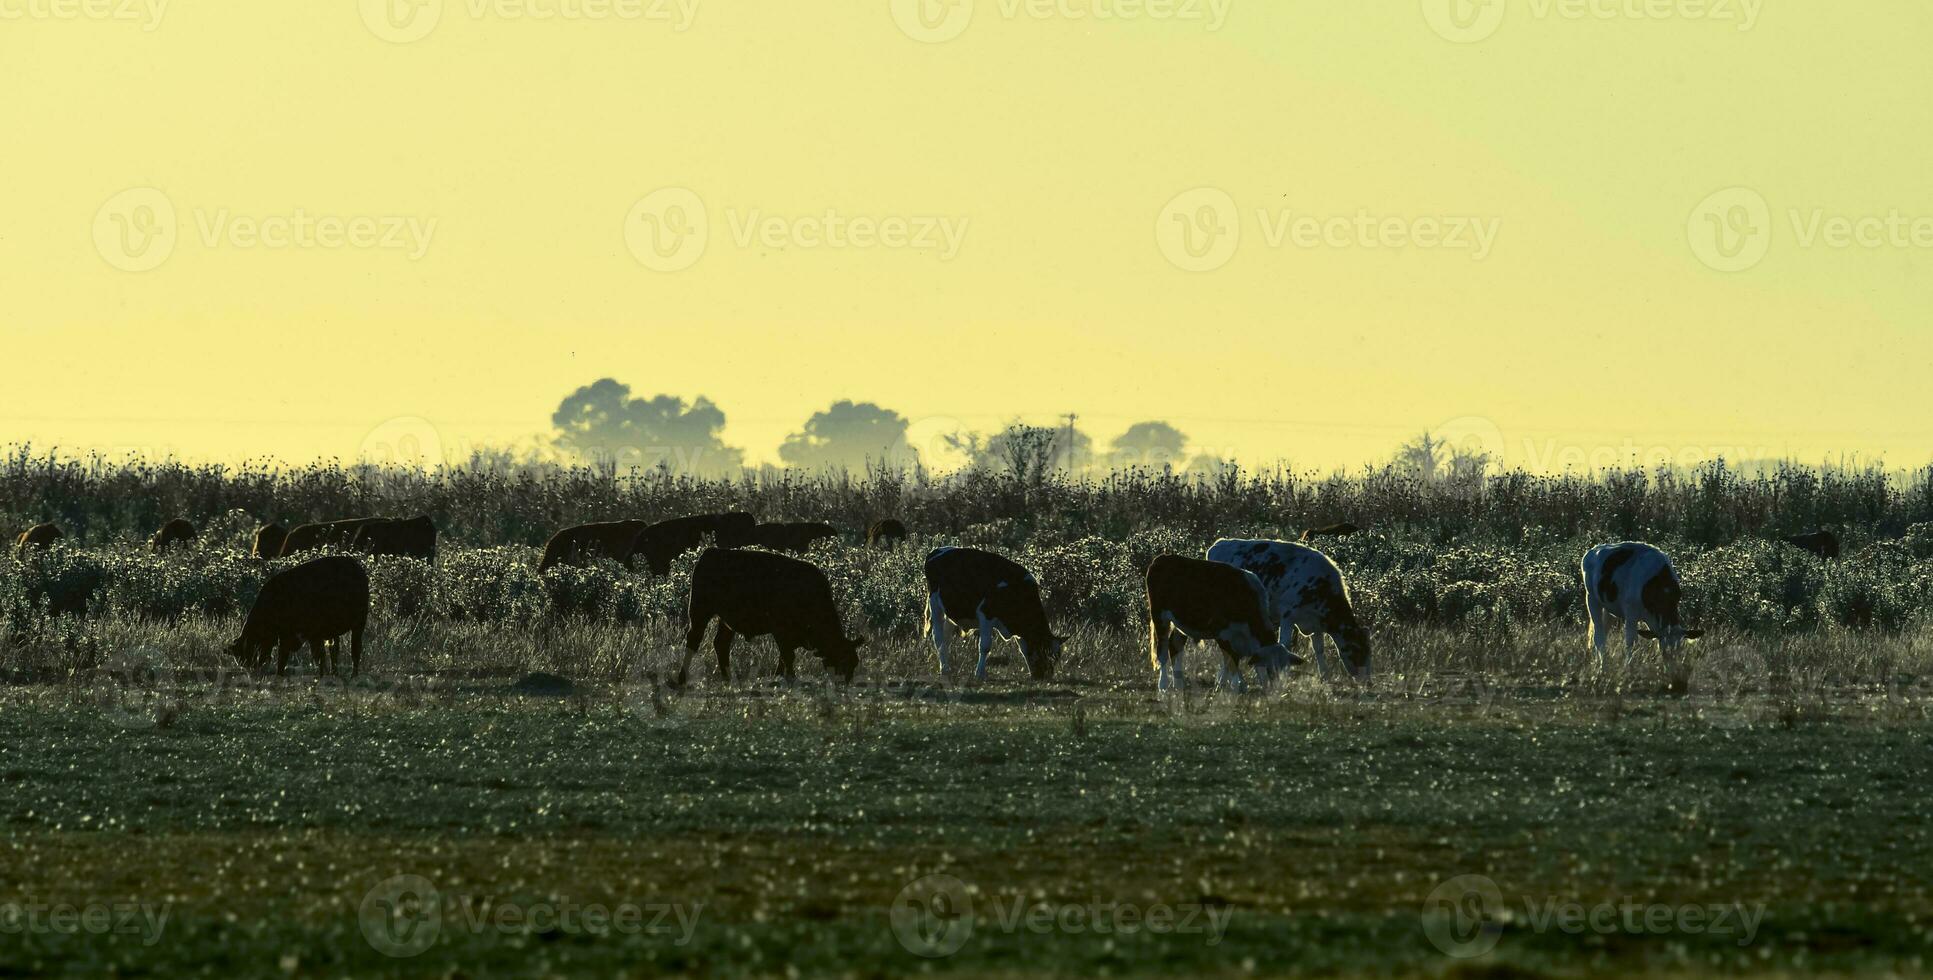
[4,626,1932,977]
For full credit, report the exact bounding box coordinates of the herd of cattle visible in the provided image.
[9,513,1850,689]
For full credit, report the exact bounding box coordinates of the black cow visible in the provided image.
[923,546,1063,680]
[1782,530,1840,561]
[252,523,288,559]
[278,518,384,558]
[745,521,838,554]
[538,520,649,573]
[677,548,863,686]
[229,555,370,677]
[635,512,758,575]
[1146,554,1296,691]
[352,515,437,560]
[15,523,62,558]
[150,518,197,552]
[867,519,909,550]
[1299,522,1363,543]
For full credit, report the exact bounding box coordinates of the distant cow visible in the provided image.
[677,548,863,686]
[923,547,1065,680]
[14,523,62,558]
[352,515,437,560]
[150,518,197,552]
[1581,542,1703,669]
[229,555,370,677]
[867,519,909,550]
[252,523,288,559]
[1207,538,1372,682]
[1782,530,1840,561]
[746,521,838,554]
[634,512,758,575]
[1299,522,1363,543]
[538,520,649,573]
[1146,554,1298,691]
[278,518,384,558]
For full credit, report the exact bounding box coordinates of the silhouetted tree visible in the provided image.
[779,400,915,471]
[1109,421,1189,470]
[550,378,744,475]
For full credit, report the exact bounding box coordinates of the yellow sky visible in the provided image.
[2,0,1929,472]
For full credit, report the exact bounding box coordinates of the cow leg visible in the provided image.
[973,611,996,682]
[1310,631,1332,682]
[313,636,334,678]
[1149,616,1174,691]
[350,627,364,677]
[1167,630,1189,692]
[777,644,797,682]
[927,591,953,674]
[713,624,738,682]
[1621,616,1640,670]
[677,615,712,688]
[1584,584,1610,671]
[276,636,294,677]
[1214,641,1246,693]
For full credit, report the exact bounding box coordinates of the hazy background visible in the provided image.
[2,1,1928,472]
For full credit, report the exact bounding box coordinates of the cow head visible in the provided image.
[1018,633,1067,681]
[818,634,865,683]
[1637,624,1704,650]
[227,633,266,670]
[1333,619,1373,682]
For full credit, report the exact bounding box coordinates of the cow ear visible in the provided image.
[1684,629,1704,639]
[1637,627,1657,639]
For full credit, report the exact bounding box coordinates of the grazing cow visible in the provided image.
[923,547,1065,680]
[351,515,438,560]
[1299,522,1363,543]
[1206,538,1373,682]
[1782,530,1840,561]
[867,518,910,550]
[252,523,288,559]
[14,523,63,558]
[538,520,649,573]
[1581,542,1703,669]
[229,555,370,677]
[150,518,197,552]
[746,521,839,554]
[634,512,758,575]
[1146,554,1298,691]
[677,548,863,686]
[278,518,384,558]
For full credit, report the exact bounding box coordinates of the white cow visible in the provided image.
[1206,538,1371,682]
[1581,541,1703,669]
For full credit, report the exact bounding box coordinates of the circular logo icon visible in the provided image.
[1422,874,1504,958]
[1687,186,1771,273]
[903,415,973,473]
[1686,645,1766,729]
[625,188,709,272]
[1156,187,1240,272]
[94,188,177,273]
[360,0,443,42]
[359,416,445,469]
[359,874,442,957]
[1422,0,1505,43]
[890,874,974,958]
[891,0,973,43]
[1434,416,1509,474]
[98,646,180,730]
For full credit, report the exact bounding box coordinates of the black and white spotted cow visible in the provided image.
[923,547,1064,680]
[1145,554,1298,691]
[1581,541,1703,669]
[1205,538,1372,682]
